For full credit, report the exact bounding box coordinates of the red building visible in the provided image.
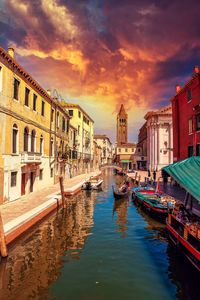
[172,66,200,161]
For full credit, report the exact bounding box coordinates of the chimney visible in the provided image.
[8,47,14,58]
[175,84,181,94]
[47,89,51,96]
[194,65,199,74]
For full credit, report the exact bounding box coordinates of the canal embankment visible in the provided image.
[0,170,101,249]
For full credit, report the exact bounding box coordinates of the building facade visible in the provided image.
[61,103,94,173]
[0,47,70,203]
[136,122,147,170]
[145,105,173,171]
[172,66,200,161]
[115,143,137,170]
[94,135,113,165]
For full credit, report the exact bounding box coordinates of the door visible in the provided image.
[30,172,34,193]
[21,173,26,196]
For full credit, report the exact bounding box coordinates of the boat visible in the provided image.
[82,176,103,190]
[90,176,103,190]
[113,186,129,199]
[164,156,200,271]
[132,185,155,199]
[134,191,175,222]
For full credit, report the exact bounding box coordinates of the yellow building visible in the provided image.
[0,46,70,203]
[61,103,94,173]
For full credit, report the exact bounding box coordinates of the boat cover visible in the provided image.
[163,156,200,202]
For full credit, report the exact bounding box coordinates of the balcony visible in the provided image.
[21,152,41,164]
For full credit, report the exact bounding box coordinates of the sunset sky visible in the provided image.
[1,0,200,142]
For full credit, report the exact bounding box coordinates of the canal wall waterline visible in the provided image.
[0,170,101,251]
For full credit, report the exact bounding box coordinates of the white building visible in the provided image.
[94,135,113,165]
[145,105,173,171]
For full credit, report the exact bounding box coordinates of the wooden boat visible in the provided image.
[132,186,155,199]
[167,202,200,271]
[82,181,92,190]
[134,191,175,222]
[113,186,129,199]
[163,156,200,271]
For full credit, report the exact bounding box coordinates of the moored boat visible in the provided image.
[134,191,175,222]
[164,156,200,271]
[82,176,103,190]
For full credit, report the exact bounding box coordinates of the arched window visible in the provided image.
[24,127,29,152]
[12,124,18,154]
[31,130,36,152]
[40,135,44,154]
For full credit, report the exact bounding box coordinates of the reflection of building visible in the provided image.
[0,47,70,203]
[136,122,147,170]
[145,105,173,171]
[113,199,128,238]
[0,192,96,299]
[94,134,113,165]
[116,104,136,170]
[172,67,200,161]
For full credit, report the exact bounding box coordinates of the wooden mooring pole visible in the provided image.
[59,176,66,208]
[0,211,8,258]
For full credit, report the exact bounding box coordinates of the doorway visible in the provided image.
[21,173,26,196]
[30,172,34,193]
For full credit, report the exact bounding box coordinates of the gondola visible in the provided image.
[112,186,129,199]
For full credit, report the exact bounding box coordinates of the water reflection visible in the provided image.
[0,191,96,300]
[113,199,128,238]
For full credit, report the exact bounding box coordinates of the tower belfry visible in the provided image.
[117,104,128,144]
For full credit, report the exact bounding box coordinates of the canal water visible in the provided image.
[0,169,199,300]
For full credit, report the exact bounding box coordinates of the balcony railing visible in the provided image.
[21,152,41,164]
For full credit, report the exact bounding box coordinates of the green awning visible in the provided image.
[163,156,200,202]
[121,160,130,163]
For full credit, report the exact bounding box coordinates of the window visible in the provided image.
[40,135,43,154]
[138,148,141,153]
[78,111,81,118]
[39,169,43,180]
[24,127,29,152]
[50,138,54,156]
[188,145,193,157]
[31,130,36,152]
[24,87,30,107]
[41,100,45,116]
[14,78,20,100]
[196,114,200,131]
[188,118,193,134]
[62,117,65,132]
[12,124,18,154]
[57,112,59,128]
[78,125,80,135]
[125,148,128,152]
[50,168,53,178]
[11,171,17,187]
[196,144,200,156]
[132,148,135,152]
[66,119,69,133]
[51,109,54,122]
[187,89,192,102]
[118,148,121,152]
[69,110,73,116]
[33,94,37,111]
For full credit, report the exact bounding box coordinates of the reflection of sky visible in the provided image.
[1,0,200,141]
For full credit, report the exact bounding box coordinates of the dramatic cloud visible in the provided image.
[1,0,200,141]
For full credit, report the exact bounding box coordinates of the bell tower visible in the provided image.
[117,104,128,144]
